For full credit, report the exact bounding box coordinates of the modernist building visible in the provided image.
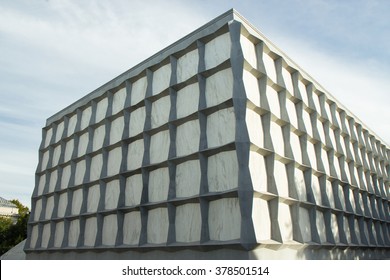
[25,10,390,259]
[0,197,18,222]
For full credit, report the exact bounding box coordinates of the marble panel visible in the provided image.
[93,124,106,151]
[41,150,50,171]
[112,87,126,115]
[207,107,235,148]
[52,144,61,167]
[151,95,170,128]
[34,199,42,221]
[90,154,103,182]
[74,160,86,186]
[282,67,294,94]
[30,225,39,248]
[175,203,201,242]
[96,98,108,123]
[71,188,83,215]
[54,221,64,248]
[37,174,46,196]
[102,214,118,246]
[131,76,147,106]
[80,106,92,130]
[78,132,89,157]
[177,49,199,83]
[129,107,146,137]
[176,83,199,119]
[44,128,53,148]
[150,130,170,164]
[249,152,267,193]
[67,114,77,137]
[270,121,284,156]
[246,109,263,148]
[45,196,54,219]
[244,70,260,107]
[205,32,231,69]
[175,160,201,198]
[240,35,257,68]
[148,167,169,202]
[278,202,293,241]
[208,150,238,192]
[48,170,57,193]
[84,217,97,247]
[147,208,169,244]
[68,219,80,247]
[316,210,326,243]
[152,64,171,95]
[252,198,271,241]
[57,193,68,218]
[205,68,233,107]
[127,139,144,171]
[176,119,200,157]
[41,223,51,248]
[105,179,120,210]
[123,211,142,245]
[299,207,311,242]
[107,147,122,176]
[274,160,289,197]
[55,122,64,143]
[266,85,280,118]
[263,52,277,82]
[64,139,74,162]
[86,184,100,213]
[125,174,143,206]
[209,198,241,241]
[110,116,124,145]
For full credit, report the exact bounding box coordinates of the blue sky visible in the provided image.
[0,0,389,208]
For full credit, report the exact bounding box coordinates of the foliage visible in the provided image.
[0,199,30,255]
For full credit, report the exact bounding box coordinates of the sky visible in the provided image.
[0,0,389,208]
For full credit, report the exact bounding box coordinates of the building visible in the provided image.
[25,9,390,259]
[0,197,18,222]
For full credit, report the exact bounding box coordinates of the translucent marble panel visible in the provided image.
[67,114,77,137]
[129,107,146,137]
[102,214,118,246]
[123,211,142,245]
[307,141,316,169]
[52,144,61,167]
[175,203,201,242]
[207,107,235,148]
[176,120,200,157]
[331,213,340,243]
[177,49,199,83]
[54,221,64,248]
[286,98,298,129]
[205,33,231,69]
[60,164,71,190]
[175,160,201,198]
[209,198,241,241]
[266,85,280,118]
[244,71,260,107]
[316,210,326,243]
[125,174,143,206]
[343,216,352,243]
[68,219,80,247]
[105,179,120,210]
[274,160,289,197]
[252,198,271,241]
[249,152,267,193]
[90,154,103,181]
[246,109,263,148]
[64,139,74,162]
[87,184,100,213]
[37,174,46,196]
[312,175,322,205]
[270,121,284,156]
[298,80,308,105]
[74,160,86,185]
[131,76,147,106]
[78,132,89,157]
[55,122,64,143]
[30,225,39,248]
[84,217,97,247]
[176,83,199,119]
[44,128,53,148]
[152,64,171,95]
[57,193,68,218]
[41,223,51,248]
[295,169,306,201]
[80,106,92,130]
[299,207,311,242]
[208,151,238,192]
[41,150,50,171]
[96,98,108,123]
[93,125,106,151]
[240,35,257,68]
[147,208,169,244]
[110,117,124,145]
[45,196,54,219]
[302,109,313,138]
[149,130,169,164]
[71,188,83,215]
[127,139,144,171]
[48,170,57,193]
[151,95,170,128]
[325,179,335,208]
[263,52,277,82]
[282,67,294,94]
[112,87,126,115]
[34,199,42,221]
[107,147,122,176]
[205,68,233,107]
[278,203,293,241]
[148,167,169,202]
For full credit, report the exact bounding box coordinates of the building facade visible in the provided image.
[25,10,390,259]
[0,197,18,222]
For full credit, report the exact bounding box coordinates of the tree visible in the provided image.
[0,199,30,255]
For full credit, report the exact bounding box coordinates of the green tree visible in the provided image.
[0,199,30,255]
